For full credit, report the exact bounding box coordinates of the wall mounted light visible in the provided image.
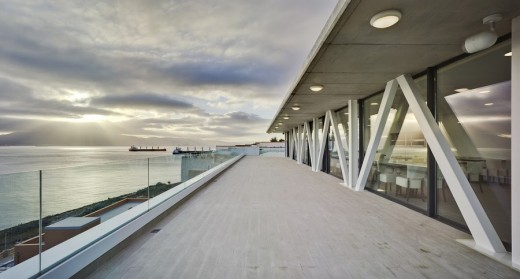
[370,10,401,29]
[291,105,301,111]
[310,85,324,92]
[462,14,501,53]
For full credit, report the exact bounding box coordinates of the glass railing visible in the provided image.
[0,151,236,274]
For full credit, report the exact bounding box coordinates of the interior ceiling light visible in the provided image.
[310,85,324,92]
[278,122,283,125]
[462,14,501,53]
[479,90,490,94]
[455,88,469,93]
[344,112,349,115]
[505,52,512,57]
[370,10,401,29]
[485,103,494,106]
[291,105,300,111]
[283,116,289,120]
[370,102,378,106]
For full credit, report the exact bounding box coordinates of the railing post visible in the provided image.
[147,158,150,211]
[39,170,42,275]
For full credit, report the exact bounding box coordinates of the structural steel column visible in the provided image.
[348,100,359,188]
[397,74,505,255]
[312,118,319,172]
[512,15,520,269]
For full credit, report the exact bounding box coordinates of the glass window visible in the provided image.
[330,107,349,179]
[364,76,428,211]
[436,40,511,248]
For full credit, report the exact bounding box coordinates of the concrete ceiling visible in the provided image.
[268,0,520,133]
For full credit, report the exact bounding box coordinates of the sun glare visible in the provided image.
[81,114,106,122]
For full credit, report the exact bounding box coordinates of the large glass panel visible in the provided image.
[0,171,39,268]
[364,77,428,210]
[437,40,511,248]
[330,107,349,178]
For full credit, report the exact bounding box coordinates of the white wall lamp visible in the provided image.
[310,85,324,92]
[462,14,502,53]
[370,10,401,29]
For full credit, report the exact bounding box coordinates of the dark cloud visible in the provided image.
[90,93,196,110]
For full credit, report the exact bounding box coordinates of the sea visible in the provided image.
[0,146,197,230]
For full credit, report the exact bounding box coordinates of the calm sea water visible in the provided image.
[0,146,187,230]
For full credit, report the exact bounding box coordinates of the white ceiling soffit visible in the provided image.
[267,0,520,133]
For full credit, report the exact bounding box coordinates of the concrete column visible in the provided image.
[348,100,359,188]
[512,15,520,269]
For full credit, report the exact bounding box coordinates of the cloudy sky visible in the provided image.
[0,0,337,146]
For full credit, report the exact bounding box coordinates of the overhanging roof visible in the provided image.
[267,0,520,133]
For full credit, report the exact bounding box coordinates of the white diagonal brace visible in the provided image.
[328,110,349,185]
[298,125,307,164]
[316,114,331,172]
[312,118,319,171]
[397,74,506,254]
[355,80,398,191]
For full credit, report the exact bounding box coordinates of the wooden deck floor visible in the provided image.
[85,157,519,279]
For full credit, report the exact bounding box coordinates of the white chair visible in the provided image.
[377,161,396,194]
[396,165,426,201]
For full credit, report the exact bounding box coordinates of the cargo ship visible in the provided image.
[129,146,167,152]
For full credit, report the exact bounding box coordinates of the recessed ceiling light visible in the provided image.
[455,88,469,93]
[371,102,378,106]
[370,10,402,29]
[485,103,494,106]
[505,52,512,57]
[310,85,324,92]
[479,90,490,94]
[278,122,283,125]
[283,116,289,120]
[291,105,300,111]
[344,112,349,115]
[498,134,511,138]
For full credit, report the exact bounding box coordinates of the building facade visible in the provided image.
[270,0,520,269]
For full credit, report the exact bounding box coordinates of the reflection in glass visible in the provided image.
[364,76,428,210]
[437,40,511,248]
[330,108,349,179]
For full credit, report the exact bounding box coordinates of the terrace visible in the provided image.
[76,156,518,278]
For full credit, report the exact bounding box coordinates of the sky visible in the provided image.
[0,0,338,146]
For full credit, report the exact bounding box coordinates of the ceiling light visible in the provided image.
[283,116,289,120]
[278,122,283,125]
[370,10,402,29]
[370,102,378,106]
[455,88,469,93]
[344,112,349,115]
[462,14,501,53]
[485,103,494,106]
[291,105,300,111]
[498,134,511,138]
[479,90,490,94]
[310,85,324,92]
[505,52,512,57]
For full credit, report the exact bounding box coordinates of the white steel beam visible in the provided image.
[312,118,320,171]
[348,100,359,188]
[328,110,349,185]
[316,114,331,172]
[355,80,398,191]
[511,15,520,268]
[397,74,506,254]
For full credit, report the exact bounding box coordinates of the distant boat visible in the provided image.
[129,146,166,152]
[172,147,182,154]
